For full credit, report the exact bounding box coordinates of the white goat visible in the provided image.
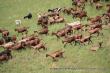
[15,20,21,26]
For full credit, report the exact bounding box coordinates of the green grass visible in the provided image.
[0,0,110,73]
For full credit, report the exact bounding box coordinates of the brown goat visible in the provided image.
[62,35,75,47]
[95,3,103,10]
[34,27,49,35]
[31,42,47,51]
[15,27,29,35]
[0,38,5,45]
[79,35,92,44]
[46,50,64,61]
[25,38,40,47]
[89,28,102,36]
[63,34,82,46]
[1,42,14,50]
[11,42,26,50]
[88,16,102,23]
[0,49,12,61]
[52,30,67,39]
[90,23,102,29]
[2,30,9,38]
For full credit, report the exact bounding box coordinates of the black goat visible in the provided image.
[24,13,32,19]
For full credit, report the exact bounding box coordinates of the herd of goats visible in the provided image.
[0,0,110,62]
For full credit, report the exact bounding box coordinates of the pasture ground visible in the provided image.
[0,0,110,73]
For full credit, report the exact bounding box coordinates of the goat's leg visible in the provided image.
[25,31,28,35]
[43,47,47,50]
[97,32,99,36]
[100,32,104,36]
[70,42,73,45]
[53,57,57,61]
[60,53,64,58]
[22,32,23,35]
[74,41,77,46]
[64,42,67,47]
[38,48,41,52]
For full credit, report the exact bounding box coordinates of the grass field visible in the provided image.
[0,0,110,73]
